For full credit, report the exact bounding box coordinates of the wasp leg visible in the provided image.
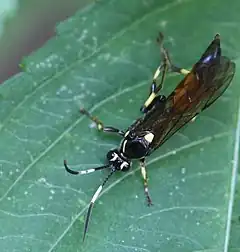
[157,32,190,76]
[141,33,169,113]
[80,108,125,136]
[141,93,166,113]
[140,159,153,206]
[141,32,190,113]
[170,65,190,75]
[141,63,168,113]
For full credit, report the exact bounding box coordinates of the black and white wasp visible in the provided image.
[64,33,235,241]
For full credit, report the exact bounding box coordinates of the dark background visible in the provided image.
[0,0,91,83]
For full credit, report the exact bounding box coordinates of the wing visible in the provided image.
[196,56,235,110]
[132,55,235,151]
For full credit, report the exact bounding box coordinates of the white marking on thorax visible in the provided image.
[144,133,154,143]
[121,140,127,153]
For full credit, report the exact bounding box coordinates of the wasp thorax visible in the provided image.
[120,131,154,159]
[106,149,131,171]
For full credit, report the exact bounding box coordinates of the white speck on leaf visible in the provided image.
[75,146,80,151]
[145,39,151,45]
[38,177,47,183]
[160,20,168,27]
[181,167,186,174]
[65,44,71,50]
[60,85,67,92]
[102,53,111,61]
[89,122,96,129]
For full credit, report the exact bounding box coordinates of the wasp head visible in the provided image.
[106,149,131,171]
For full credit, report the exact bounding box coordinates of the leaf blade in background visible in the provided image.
[0,1,239,252]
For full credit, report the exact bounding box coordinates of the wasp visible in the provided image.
[64,33,235,241]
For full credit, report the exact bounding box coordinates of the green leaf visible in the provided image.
[0,1,240,251]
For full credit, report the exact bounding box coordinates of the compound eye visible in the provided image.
[128,131,135,139]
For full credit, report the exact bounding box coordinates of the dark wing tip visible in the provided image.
[195,34,222,68]
[214,33,220,40]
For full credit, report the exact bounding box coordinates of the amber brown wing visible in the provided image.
[152,56,235,150]
[132,56,235,152]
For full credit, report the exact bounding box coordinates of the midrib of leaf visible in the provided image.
[224,97,240,252]
[0,0,190,134]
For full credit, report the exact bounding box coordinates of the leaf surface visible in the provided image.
[0,1,240,252]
